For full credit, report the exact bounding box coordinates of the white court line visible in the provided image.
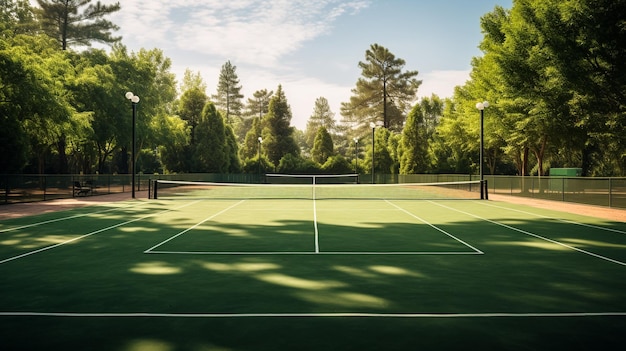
[0,202,144,233]
[0,200,202,265]
[1,311,625,318]
[313,194,320,253]
[146,250,483,255]
[385,200,483,254]
[479,201,626,234]
[430,201,626,267]
[144,200,246,253]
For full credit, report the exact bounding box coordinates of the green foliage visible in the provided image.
[0,0,37,36]
[192,103,228,173]
[261,85,299,167]
[364,127,394,174]
[311,126,334,164]
[177,87,208,145]
[321,155,352,174]
[241,155,273,174]
[399,104,429,174]
[277,153,319,174]
[304,97,336,151]
[224,124,241,173]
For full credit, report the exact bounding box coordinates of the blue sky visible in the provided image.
[40,0,513,129]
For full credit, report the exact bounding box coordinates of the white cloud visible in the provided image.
[111,0,371,68]
[418,70,471,99]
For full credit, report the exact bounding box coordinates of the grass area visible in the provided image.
[1,197,626,350]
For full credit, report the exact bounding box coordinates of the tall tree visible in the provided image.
[177,87,208,145]
[304,96,335,150]
[261,85,299,167]
[399,103,429,174]
[35,0,121,50]
[177,70,208,151]
[179,69,207,94]
[311,126,334,164]
[245,89,273,121]
[240,116,262,160]
[192,102,228,172]
[212,60,243,124]
[340,43,421,132]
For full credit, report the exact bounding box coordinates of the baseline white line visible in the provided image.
[0,202,145,233]
[144,200,246,253]
[479,201,626,234]
[385,200,483,254]
[145,250,482,255]
[430,201,626,267]
[1,311,625,318]
[0,200,201,265]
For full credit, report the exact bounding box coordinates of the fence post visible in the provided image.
[609,177,613,208]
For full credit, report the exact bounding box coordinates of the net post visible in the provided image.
[148,179,152,199]
[153,180,158,199]
[481,180,489,200]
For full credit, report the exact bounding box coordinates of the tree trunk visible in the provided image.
[532,135,548,176]
[56,135,69,174]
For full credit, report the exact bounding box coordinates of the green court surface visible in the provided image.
[1,196,626,350]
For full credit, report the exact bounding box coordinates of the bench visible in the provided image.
[73,181,92,196]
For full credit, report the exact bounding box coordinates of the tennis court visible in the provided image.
[1,180,626,350]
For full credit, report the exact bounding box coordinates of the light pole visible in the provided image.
[369,121,384,184]
[475,101,489,181]
[126,92,140,198]
[257,136,263,181]
[353,137,359,174]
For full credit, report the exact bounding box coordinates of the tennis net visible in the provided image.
[152,179,487,200]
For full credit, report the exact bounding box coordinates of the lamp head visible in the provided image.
[476,101,489,110]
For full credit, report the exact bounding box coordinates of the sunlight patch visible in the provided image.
[202,262,280,272]
[333,265,376,278]
[122,339,173,351]
[130,262,182,275]
[297,291,389,308]
[369,265,425,278]
[487,241,570,251]
[119,226,158,233]
[562,238,626,249]
[256,273,345,290]
[199,225,252,238]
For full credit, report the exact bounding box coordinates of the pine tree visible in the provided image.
[35,0,121,50]
[340,43,421,132]
[261,85,299,167]
[212,60,243,124]
[304,96,335,150]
